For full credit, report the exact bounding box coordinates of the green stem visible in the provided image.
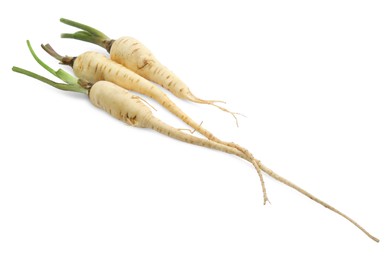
[12,66,88,94]
[27,40,56,76]
[61,31,106,48]
[60,18,114,52]
[60,18,109,38]
[26,40,77,85]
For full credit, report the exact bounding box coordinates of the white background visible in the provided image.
[1,0,390,259]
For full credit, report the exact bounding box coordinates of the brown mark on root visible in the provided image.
[131,48,140,55]
[137,59,151,70]
[128,115,137,125]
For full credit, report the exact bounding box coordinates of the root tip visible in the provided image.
[263,197,271,205]
[371,236,380,243]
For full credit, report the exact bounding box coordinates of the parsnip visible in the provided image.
[12,41,379,242]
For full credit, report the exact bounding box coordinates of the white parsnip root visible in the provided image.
[110,37,240,120]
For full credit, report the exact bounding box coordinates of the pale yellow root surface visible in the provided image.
[110,36,239,122]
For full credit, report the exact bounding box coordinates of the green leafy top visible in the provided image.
[60,18,114,52]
